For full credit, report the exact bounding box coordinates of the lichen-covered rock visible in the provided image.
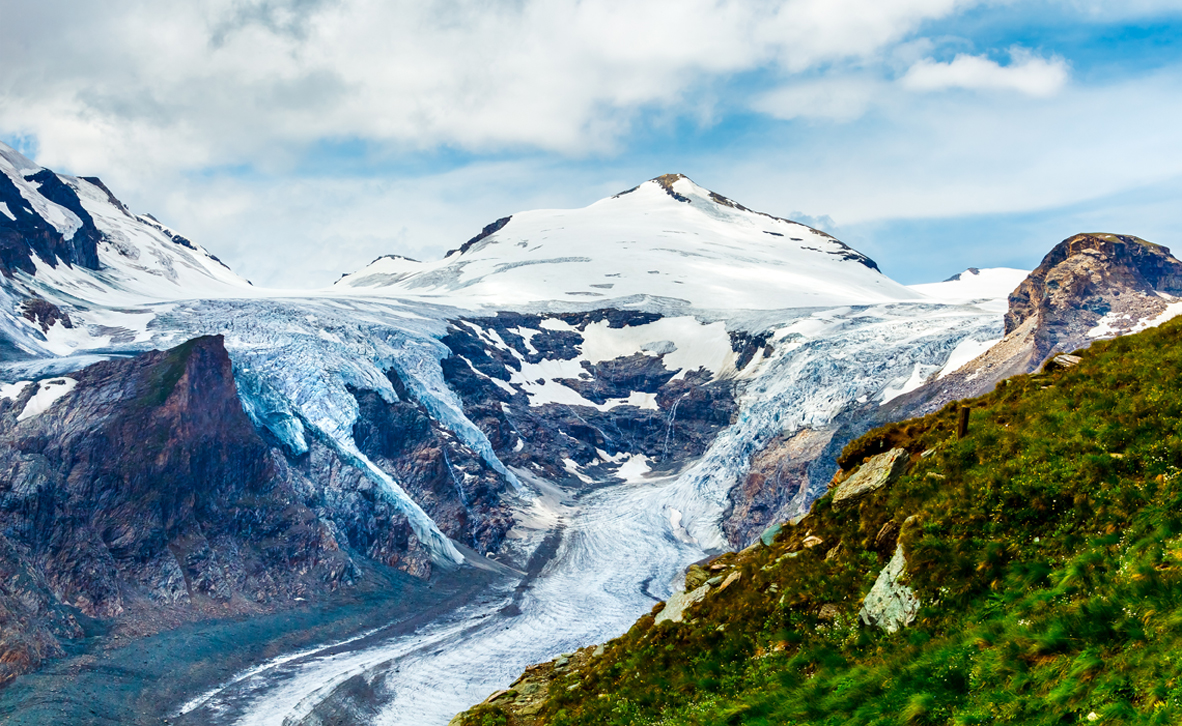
[859,544,919,633]
[684,563,710,590]
[759,522,784,547]
[654,583,710,625]
[831,448,908,507]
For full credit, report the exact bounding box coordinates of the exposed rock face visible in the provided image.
[1005,233,1182,334]
[897,233,1182,417]
[0,169,103,277]
[437,311,738,485]
[352,371,514,554]
[727,234,1182,547]
[0,335,460,684]
[858,544,919,633]
[19,298,72,332]
[723,428,834,546]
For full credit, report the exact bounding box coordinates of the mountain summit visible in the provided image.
[336,174,916,310]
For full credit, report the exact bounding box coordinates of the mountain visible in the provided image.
[882,233,1182,419]
[335,174,915,311]
[0,145,248,301]
[2,143,1170,725]
[452,315,1182,726]
[723,237,1182,549]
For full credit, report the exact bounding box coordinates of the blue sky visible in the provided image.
[2,0,1182,287]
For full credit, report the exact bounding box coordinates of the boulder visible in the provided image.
[831,448,908,507]
[654,583,710,625]
[858,544,919,633]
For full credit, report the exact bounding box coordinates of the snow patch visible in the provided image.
[880,363,931,404]
[1,381,31,400]
[616,453,651,482]
[936,335,1001,379]
[1089,301,1182,339]
[17,377,77,421]
[562,457,594,484]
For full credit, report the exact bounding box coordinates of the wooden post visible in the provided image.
[957,406,970,439]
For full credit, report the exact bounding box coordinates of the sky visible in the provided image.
[2,0,1182,288]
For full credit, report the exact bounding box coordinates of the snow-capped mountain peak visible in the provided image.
[337,174,918,311]
[0,141,252,305]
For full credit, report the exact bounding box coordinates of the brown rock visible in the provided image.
[831,449,908,507]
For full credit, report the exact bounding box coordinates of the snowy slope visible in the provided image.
[336,175,921,311]
[0,142,252,307]
[908,267,1029,313]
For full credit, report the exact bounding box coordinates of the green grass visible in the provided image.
[517,317,1182,726]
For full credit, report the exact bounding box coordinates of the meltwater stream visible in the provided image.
[180,467,709,726]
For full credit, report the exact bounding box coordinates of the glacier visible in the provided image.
[2,144,1029,724]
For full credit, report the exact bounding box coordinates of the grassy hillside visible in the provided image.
[460,316,1182,726]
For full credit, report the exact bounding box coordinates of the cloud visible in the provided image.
[0,0,978,178]
[751,77,885,121]
[900,48,1070,96]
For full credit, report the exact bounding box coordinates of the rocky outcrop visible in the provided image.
[725,234,1182,549]
[0,335,452,684]
[653,583,710,625]
[858,544,919,633]
[723,428,834,546]
[19,298,72,332]
[438,311,737,485]
[830,448,908,507]
[895,233,1182,417]
[0,169,103,277]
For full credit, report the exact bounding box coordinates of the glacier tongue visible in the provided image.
[152,296,530,566]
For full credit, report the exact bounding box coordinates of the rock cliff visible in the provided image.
[0,335,491,684]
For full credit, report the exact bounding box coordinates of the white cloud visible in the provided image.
[0,0,979,178]
[901,48,1070,96]
[752,77,885,121]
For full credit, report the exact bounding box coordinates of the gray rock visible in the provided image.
[759,522,783,546]
[859,543,919,633]
[831,448,908,507]
[654,583,710,625]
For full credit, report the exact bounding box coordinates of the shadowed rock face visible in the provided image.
[0,171,103,277]
[0,335,449,685]
[352,371,514,554]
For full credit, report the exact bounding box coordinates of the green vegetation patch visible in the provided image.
[490,317,1182,726]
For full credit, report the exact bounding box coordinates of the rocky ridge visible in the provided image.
[722,233,1182,549]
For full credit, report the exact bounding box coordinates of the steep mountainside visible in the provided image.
[0,335,510,684]
[889,233,1182,418]
[456,316,1182,726]
[723,237,1182,548]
